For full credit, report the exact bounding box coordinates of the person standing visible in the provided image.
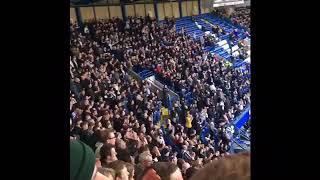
[186,111,193,135]
[199,36,205,47]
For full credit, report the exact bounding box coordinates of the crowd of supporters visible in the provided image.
[70,8,250,180]
[230,7,250,32]
[215,7,250,33]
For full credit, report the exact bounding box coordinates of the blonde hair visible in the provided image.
[125,162,134,179]
[98,167,115,180]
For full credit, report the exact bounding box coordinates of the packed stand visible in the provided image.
[70,140,250,180]
[209,8,251,64]
[215,7,250,33]
[70,13,250,180]
[230,7,250,33]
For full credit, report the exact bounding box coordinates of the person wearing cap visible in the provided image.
[70,140,110,180]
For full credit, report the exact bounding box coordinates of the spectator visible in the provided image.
[177,158,185,170]
[169,154,178,165]
[181,161,191,175]
[70,140,109,180]
[185,167,198,180]
[98,167,116,180]
[95,129,117,158]
[108,160,130,180]
[185,111,193,134]
[153,162,183,180]
[102,129,117,146]
[100,144,118,167]
[135,151,153,179]
[189,152,250,180]
[125,162,135,180]
[70,13,250,179]
[140,167,161,180]
[199,36,205,46]
[79,121,91,144]
[117,148,132,163]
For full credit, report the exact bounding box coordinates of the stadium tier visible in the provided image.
[70,2,250,180]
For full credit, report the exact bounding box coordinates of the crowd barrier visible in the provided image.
[233,105,250,129]
[199,104,251,152]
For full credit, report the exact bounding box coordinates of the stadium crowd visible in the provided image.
[70,9,250,180]
[230,7,250,32]
[215,7,250,33]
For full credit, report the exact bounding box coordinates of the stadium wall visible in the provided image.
[70,8,77,22]
[71,0,203,23]
[70,0,249,23]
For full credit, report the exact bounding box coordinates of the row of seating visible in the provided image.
[174,16,242,62]
[201,14,247,41]
[175,18,203,38]
[132,66,155,80]
[203,14,249,64]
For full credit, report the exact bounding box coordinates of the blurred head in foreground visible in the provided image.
[70,140,111,180]
[189,152,250,180]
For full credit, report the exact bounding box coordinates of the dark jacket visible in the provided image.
[78,129,92,145]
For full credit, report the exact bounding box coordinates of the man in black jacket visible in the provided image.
[79,121,92,145]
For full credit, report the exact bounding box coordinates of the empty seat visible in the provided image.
[231,45,239,52]
[244,57,250,63]
[217,40,227,46]
[214,46,222,51]
[232,51,240,57]
[224,54,231,60]
[221,43,230,51]
[212,48,224,54]
[219,51,228,57]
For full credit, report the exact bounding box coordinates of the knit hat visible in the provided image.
[70,140,96,180]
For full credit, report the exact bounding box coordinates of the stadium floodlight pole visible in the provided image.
[75,7,83,27]
[154,0,159,21]
[120,0,126,20]
[178,0,182,18]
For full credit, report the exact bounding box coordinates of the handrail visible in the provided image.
[161,126,182,157]
[199,103,250,146]
[231,138,247,151]
[234,127,250,141]
[233,105,250,124]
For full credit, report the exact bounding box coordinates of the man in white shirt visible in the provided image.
[84,26,89,34]
[200,36,205,46]
[210,83,216,92]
